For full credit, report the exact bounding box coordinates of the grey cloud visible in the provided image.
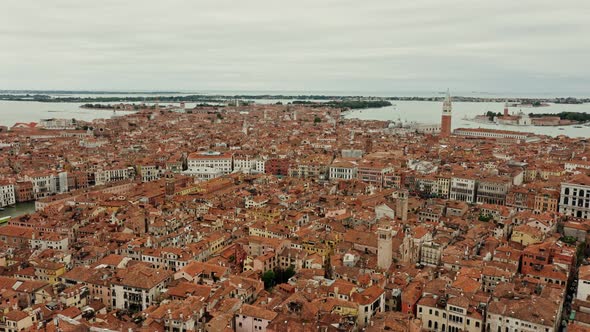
[0,0,589,94]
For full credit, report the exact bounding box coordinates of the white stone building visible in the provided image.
[187,151,233,175]
[233,155,265,174]
[235,304,277,332]
[111,265,171,311]
[329,161,357,180]
[417,295,483,332]
[29,233,69,251]
[353,285,385,328]
[450,176,477,203]
[486,296,561,332]
[24,171,68,199]
[0,182,16,208]
[559,175,590,220]
[577,265,590,301]
[94,167,133,185]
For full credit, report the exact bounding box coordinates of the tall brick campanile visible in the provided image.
[440,89,452,138]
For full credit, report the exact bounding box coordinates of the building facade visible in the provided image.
[450,177,477,204]
[187,151,233,175]
[0,182,16,208]
[559,177,590,220]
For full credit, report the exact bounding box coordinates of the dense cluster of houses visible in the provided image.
[0,101,589,331]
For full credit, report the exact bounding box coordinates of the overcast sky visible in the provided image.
[1,0,589,94]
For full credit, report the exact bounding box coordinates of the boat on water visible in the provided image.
[574,126,583,128]
[558,128,565,130]
[0,216,10,224]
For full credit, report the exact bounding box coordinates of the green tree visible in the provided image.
[486,111,502,121]
[560,236,577,245]
[285,265,296,279]
[276,266,296,284]
[478,214,493,222]
[314,116,322,123]
[262,270,276,289]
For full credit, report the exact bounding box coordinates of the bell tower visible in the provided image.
[440,89,452,137]
[377,226,393,270]
[394,189,409,222]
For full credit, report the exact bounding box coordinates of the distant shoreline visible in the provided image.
[0,93,588,104]
[0,90,182,95]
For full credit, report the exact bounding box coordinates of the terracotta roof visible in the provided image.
[239,304,278,321]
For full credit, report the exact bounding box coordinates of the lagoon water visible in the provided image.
[0,100,100,126]
[0,100,194,127]
[0,93,588,137]
[344,101,590,138]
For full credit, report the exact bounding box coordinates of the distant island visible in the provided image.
[291,100,392,109]
[470,110,590,127]
[80,100,393,111]
[0,93,588,105]
[80,103,220,110]
[529,111,590,122]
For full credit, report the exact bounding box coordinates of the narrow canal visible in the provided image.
[0,202,36,220]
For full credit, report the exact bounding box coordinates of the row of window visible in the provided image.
[564,187,590,197]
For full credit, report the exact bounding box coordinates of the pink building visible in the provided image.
[235,304,277,332]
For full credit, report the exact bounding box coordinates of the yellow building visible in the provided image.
[248,222,290,239]
[317,298,358,317]
[205,232,226,254]
[250,208,281,222]
[511,225,543,246]
[534,192,559,213]
[33,261,66,284]
[302,240,330,257]
[523,169,538,183]
[539,169,564,180]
